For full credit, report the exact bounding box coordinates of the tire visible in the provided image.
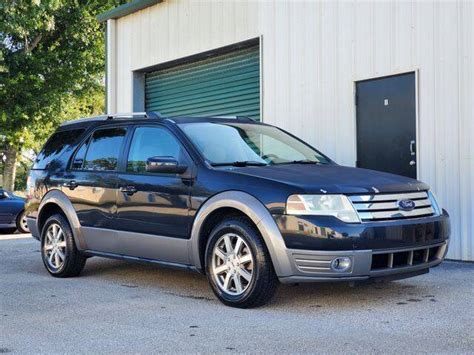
[205,217,278,308]
[40,213,86,277]
[16,210,29,234]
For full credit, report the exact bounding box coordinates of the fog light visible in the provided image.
[330,257,352,272]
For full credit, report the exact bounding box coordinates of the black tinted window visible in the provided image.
[127,127,183,173]
[83,128,126,171]
[71,137,90,170]
[33,129,85,169]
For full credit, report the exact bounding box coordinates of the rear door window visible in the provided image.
[83,128,127,171]
[33,129,85,170]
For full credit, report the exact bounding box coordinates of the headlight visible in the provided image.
[286,194,361,223]
[428,190,441,215]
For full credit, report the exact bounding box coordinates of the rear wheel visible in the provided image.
[41,214,86,277]
[205,217,278,308]
[16,211,29,233]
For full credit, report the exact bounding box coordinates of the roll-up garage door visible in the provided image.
[145,45,260,120]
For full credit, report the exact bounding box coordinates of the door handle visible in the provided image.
[409,160,416,166]
[63,180,78,190]
[410,140,416,156]
[120,185,138,196]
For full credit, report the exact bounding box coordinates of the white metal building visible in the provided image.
[100,0,473,261]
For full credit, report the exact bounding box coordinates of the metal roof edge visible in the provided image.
[97,0,163,22]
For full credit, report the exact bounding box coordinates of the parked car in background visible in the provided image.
[0,189,29,234]
[26,113,450,308]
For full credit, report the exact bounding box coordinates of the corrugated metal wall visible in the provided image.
[144,46,260,119]
[109,0,473,261]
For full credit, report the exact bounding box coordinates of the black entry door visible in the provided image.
[356,72,417,178]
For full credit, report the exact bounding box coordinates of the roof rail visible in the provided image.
[60,115,108,127]
[146,111,164,119]
[59,112,165,127]
[106,111,164,120]
[210,115,256,121]
[235,116,256,122]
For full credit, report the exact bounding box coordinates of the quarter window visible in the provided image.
[127,127,184,173]
[83,128,127,171]
[33,129,85,170]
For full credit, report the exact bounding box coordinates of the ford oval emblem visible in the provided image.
[398,199,416,211]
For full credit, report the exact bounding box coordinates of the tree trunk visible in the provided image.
[3,148,18,191]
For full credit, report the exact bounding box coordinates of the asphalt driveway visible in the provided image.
[1,234,473,354]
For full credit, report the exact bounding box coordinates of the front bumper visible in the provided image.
[273,210,450,251]
[279,240,448,283]
[273,211,450,283]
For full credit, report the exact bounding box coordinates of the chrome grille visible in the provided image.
[349,191,435,222]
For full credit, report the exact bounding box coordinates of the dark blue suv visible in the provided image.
[26,113,450,308]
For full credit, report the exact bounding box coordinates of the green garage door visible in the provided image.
[145,46,260,120]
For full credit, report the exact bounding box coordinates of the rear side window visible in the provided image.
[33,129,85,170]
[83,128,127,171]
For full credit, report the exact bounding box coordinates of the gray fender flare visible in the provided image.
[37,189,87,250]
[188,191,292,277]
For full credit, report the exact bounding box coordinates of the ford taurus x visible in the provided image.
[25,113,450,308]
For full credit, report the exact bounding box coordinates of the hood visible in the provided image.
[221,164,429,194]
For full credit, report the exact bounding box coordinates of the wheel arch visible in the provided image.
[189,191,292,277]
[15,208,25,222]
[37,189,87,250]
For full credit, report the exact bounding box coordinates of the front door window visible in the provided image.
[127,127,185,173]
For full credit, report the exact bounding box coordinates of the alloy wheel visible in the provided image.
[211,233,254,295]
[43,223,67,270]
[20,214,29,233]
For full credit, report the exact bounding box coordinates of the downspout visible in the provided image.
[106,19,117,114]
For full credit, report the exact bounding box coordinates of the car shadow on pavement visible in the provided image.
[79,256,433,310]
[273,281,428,309]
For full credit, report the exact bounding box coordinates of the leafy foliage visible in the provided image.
[0,0,124,151]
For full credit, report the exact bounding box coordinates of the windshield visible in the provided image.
[179,122,330,166]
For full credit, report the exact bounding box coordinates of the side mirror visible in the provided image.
[146,156,187,174]
[0,192,5,199]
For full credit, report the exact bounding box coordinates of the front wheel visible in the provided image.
[41,214,86,277]
[205,217,278,308]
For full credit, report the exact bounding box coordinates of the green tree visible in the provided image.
[0,86,105,189]
[0,0,123,190]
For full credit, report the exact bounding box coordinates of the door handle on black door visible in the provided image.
[410,140,416,156]
[120,185,138,196]
[63,180,78,190]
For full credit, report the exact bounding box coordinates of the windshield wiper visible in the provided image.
[211,161,268,167]
[274,159,321,165]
